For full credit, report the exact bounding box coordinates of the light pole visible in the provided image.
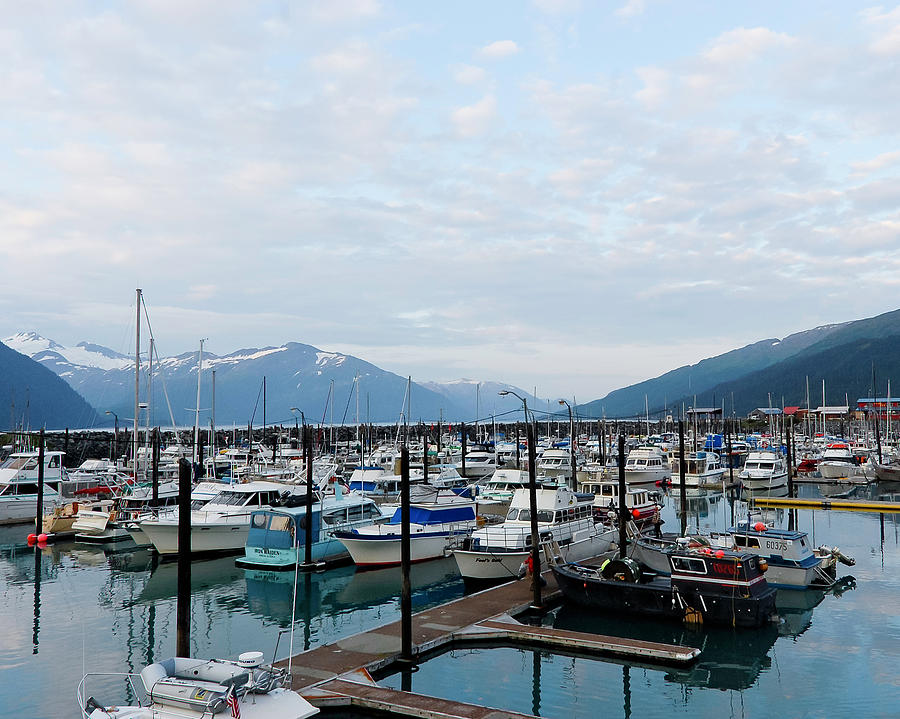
[500,390,542,610]
[105,410,119,460]
[290,407,306,450]
[559,400,576,490]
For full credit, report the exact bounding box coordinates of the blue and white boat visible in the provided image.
[334,493,478,567]
[709,520,853,589]
[237,491,387,569]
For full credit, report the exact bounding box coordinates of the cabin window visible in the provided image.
[362,504,382,519]
[347,505,364,522]
[13,483,40,494]
[672,557,707,574]
[48,456,60,468]
[252,514,267,528]
[321,509,347,525]
[270,515,292,532]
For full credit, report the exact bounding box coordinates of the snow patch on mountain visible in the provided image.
[4,332,132,371]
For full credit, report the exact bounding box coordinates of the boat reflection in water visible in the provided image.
[243,556,463,628]
[553,577,854,692]
[133,555,245,605]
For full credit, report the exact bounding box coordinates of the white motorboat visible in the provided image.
[335,491,479,567]
[669,450,725,487]
[739,451,788,491]
[536,448,575,482]
[576,478,661,523]
[456,450,497,479]
[78,650,318,719]
[817,443,858,480]
[623,445,671,486]
[0,450,66,525]
[140,481,305,555]
[476,468,530,503]
[451,486,617,583]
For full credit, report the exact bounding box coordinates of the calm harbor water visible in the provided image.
[2,481,900,717]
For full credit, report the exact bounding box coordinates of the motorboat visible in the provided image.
[456,449,497,480]
[817,443,858,480]
[669,450,726,487]
[335,491,479,567]
[707,520,854,588]
[628,520,854,590]
[451,486,617,584]
[475,468,531,503]
[576,478,661,524]
[238,489,387,569]
[0,451,66,524]
[739,451,788,492]
[78,651,318,718]
[553,547,777,628]
[140,481,306,555]
[623,445,671,486]
[73,478,184,544]
[536,448,575,482]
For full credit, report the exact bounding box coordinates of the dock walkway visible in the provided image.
[286,567,700,718]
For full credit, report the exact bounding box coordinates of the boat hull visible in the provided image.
[336,532,453,567]
[452,530,615,582]
[553,564,777,628]
[141,520,249,555]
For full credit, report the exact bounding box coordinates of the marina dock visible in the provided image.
[286,566,701,717]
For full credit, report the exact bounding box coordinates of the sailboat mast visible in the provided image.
[134,288,141,477]
[211,369,216,460]
[193,339,204,465]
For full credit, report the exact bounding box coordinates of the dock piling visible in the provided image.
[400,445,412,662]
[176,457,192,657]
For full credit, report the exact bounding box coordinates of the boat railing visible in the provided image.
[76,671,142,719]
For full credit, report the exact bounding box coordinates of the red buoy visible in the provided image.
[631,509,641,518]
[753,522,767,531]
[715,549,725,558]
[26,534,37,544]
[37,533,48,543]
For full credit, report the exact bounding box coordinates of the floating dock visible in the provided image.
[286,565,701,718]
[753,497,900,513]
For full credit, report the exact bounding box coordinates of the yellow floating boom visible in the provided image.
[752,497,900,513]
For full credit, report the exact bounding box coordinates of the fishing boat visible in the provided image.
[553,547,777,627]
[739,451,788,492]
[334,492,479,567]
[237,490,387,569]
[623,445,671,486]
[451,486,617,584]
[628,521,853,590]
[78,650,318,719]
[140,481,306,555]
[669,450,725,488]
[707,520,854,588]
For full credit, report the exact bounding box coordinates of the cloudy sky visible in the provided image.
[1,1,898,401]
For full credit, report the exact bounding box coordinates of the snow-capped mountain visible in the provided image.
[421,379,547,420]
[4,333,485,426]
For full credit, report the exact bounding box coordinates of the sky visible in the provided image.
[1,0,899,403]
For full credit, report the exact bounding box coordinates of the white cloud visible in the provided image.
[480,40,520,58]
[615,0,646,18]
[453,63,487,85]
[703,27,795,65]
[451,94,498,137]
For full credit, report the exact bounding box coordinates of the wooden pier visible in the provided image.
[286,567,700,718]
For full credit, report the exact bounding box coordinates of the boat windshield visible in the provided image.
[213,491,253,506]
[506,508,554,523]
[0,457,36,470]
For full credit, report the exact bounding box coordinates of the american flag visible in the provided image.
[227,688,241,719]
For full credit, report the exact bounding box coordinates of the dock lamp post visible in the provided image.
[500,390,543,610]
[105,410,119,460]
[559,400,576,491]
[290,407,305,446]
